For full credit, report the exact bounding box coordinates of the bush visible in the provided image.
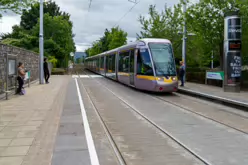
[180,69,248,89]
[51,68,66,75]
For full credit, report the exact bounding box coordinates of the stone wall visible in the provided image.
[0,44,39,95]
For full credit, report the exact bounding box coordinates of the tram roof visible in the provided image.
[85,38,171,59]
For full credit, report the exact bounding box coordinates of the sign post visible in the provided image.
[223,11,242,92]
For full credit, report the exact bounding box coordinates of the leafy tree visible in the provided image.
[107,27,127,50]
[99,29,110,52]
[138,0,248,69]
[85,26,127,56]
[1,0,76,68]
[138,3,184,62]
[20,0,72,30]
[0,0,34,18]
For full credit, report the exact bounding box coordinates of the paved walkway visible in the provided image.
[179,82,248,103]
[0,76,69,165]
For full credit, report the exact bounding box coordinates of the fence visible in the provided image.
[0,44,39,100]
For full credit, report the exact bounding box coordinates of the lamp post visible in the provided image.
[39,0,44,84]
[178,0,196,82]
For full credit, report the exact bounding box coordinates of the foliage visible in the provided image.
[138,0,248,69]
[0,0,35,18]
[85,26,127,56]
[47,55,58,67]
[1,0,76,68]
[138,3,183,61]
[20,0,72,30]
[51,68,66,75]
[75,57,84,64]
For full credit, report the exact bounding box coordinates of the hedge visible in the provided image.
[178,67,248,89]
[51,68,66,75]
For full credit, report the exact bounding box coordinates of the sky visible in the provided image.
[0,0,198,52]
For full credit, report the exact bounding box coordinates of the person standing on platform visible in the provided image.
[179,61,185,87]
[44,58,50,84]
[17,62,26,95]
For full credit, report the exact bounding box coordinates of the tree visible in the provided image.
[1,1,76,68]
[138,0,248,68]
[31,13,76,67]
[138,3,184,62]
[20,0,71,30]
[99,29,110,52]
[107,27,128,50]
[0,0,34,18]
[85,26,127,56]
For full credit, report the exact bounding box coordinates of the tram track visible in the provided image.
[153,95,248,135]
[81,70,248,136]
[78,70,210,165]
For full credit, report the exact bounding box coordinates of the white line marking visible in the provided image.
[72,75,79,78]
[80,75,90,78]
[75,78,100,165]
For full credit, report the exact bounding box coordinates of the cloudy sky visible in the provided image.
[0,0,198,52]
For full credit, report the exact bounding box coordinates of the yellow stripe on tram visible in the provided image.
[137,75,178,82]
[118,72,130,76]
[136,75,156,80]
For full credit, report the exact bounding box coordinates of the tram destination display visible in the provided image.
[227,52,241,84]
[228,40,241,51]
[228,18,241,40]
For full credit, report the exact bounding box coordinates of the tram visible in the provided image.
[84,38,178,92]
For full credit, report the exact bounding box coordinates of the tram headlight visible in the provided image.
[172,77,177,81]
[157,77,164,81]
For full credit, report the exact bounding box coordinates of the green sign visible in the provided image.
[25,71,30,80]
[206,71,224,80]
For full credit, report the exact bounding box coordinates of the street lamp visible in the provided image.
[39,0,44,84]
[178,0,196,82]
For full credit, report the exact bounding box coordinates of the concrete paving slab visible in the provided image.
[16,131,37,138]
[52,150,91,165]
[1,146,30,156]
[0,156,24,165]
[10,138,34,146]
[54,135,88,152]
[0,139,12,147]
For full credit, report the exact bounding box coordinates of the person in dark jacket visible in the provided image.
[17,62,26,95]
[179,61,185,87]
[44,58,50,84]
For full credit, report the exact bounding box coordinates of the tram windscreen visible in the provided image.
[148,43,176,76]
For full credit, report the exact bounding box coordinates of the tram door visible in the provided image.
[129,49,135,86]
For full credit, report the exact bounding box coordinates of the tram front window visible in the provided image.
[149,43,176,77]
[137,48,154,76]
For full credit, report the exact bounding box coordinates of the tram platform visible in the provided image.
[0,75,69,165]
[178,82,248,109]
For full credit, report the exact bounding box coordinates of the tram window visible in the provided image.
[149,43,176,76]
[119,54,123,72]
[119,51,129,72]
[137,49,154,76]
[108,54,115,72]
